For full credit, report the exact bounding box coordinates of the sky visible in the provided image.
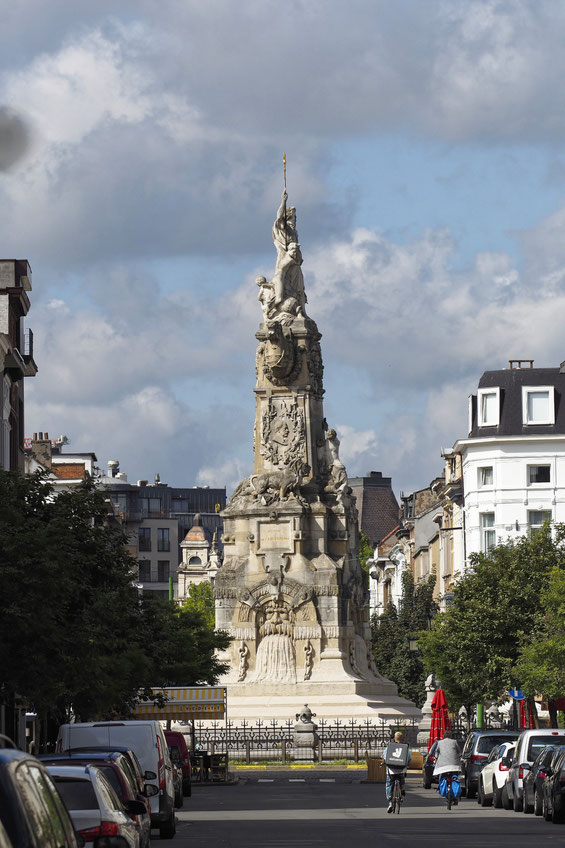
[3,0,565,497]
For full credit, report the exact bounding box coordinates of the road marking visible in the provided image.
[320,778,336,782]
[289,778,306,782]
[258,779,274,782]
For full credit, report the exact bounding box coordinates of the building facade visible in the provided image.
[348,470,400,547]
[437,360,565,600]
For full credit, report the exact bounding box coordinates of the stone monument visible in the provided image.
[215,179,420,723]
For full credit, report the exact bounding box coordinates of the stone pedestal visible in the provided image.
[417,673,438,746]
[293,705,319,761]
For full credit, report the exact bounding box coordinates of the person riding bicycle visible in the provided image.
[432,731,461,804]
[383,731,412,813]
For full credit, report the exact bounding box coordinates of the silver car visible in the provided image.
[46,764,146,847]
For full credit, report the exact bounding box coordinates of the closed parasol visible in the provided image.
[428,688,451,750]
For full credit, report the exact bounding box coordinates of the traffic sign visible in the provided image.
[508,688,525,700]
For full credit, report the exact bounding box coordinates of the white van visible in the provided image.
[504,728,565,812]
[56,720,176,839]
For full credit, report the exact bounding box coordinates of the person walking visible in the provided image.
[383,731,412,813]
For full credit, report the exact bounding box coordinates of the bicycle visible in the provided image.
[390,773,403,814]
[440,773,460,810]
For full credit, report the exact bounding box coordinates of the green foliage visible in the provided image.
[515,566,565,701]
[181,581,216,629]
[419,524,565,713]
[0,469,230,736]
[358,531,374,574]
[371,569,437,706]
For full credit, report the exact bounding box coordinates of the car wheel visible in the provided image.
[175,788,184,808]
[466,772,476,800]
[552,799,565,824]
[523,788,534,814]
[543,795,552,822]
[493,783,503,809]
[480,778,492,807]
[534,788,543,817]
[502,783,512,810]
[476,779,483,805]
[160,812,176,839]
[183,778,192,797]
[423,773,432,789]
[513,792,523,813]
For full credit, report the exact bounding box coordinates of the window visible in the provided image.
[157,528,170,552]
[478,388,500,427]
[480,513,495,552]
[478,466,493,488]
[528,510,552,536]
[138,527,151,552]
[138,560,151,582]
[188,556,202,566]
[527,465,551,485]
[158,561,169,582]
[522,387,555,425]
[172,498,188,513]
[111,494,128,515]
[139,497,162,516]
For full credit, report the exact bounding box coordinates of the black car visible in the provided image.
[460,730,520,799]
[0,735,82,848]
[422,741,439,789]
[522,744,557,815]
[542,745,565,823]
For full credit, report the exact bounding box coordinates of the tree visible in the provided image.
[371,570,437,706]
[0,469,230,745]
[180,581,215,629]
[419,524,565,723]
[515,566,565,725]
[358,531,374,573]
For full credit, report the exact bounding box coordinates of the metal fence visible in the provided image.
[192,718,420,763]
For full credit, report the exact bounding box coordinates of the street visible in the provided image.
[161,771,556,848]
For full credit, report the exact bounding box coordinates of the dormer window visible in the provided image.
[522,386,555,425]
[478,388,500,427]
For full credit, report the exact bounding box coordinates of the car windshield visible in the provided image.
[528,735,565,760]
[53,778,98,810]
[477,736,517,754]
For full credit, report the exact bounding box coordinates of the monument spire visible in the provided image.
[215,182,420,724]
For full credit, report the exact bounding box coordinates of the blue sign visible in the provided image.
[508,688,525,700]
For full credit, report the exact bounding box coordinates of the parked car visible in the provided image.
[41,752,156,848]
[422,741,439,789]
[541,746,565,823]
[477,741,516,807]
[164,729,192,796]
[63,747,155,798]
[57,720,175,838]
[460,730,519,799]
[46,764,146,847]
[0,737,83,848]
[505,729,565,812]
[522,744,558,815]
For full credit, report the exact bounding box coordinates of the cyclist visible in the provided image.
[383,731,412,813]
[432,732,461,805]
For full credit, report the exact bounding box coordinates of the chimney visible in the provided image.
[30,433,52,470]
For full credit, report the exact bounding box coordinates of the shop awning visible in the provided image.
[133,687,226,721]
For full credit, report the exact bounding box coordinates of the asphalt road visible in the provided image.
[153,771,561,847]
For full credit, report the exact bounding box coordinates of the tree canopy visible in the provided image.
[371,569,437,707]
[419,524,565,718]
[0,470,230,741]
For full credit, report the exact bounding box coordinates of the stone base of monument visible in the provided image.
[222,680,422,723]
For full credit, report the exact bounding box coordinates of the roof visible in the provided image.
[349,473,400,545]
[469,366,565,438]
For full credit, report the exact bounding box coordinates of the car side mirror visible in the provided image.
[144,770,156,780]
[143,783,159,797]
[124,799,147,816]
[520,763,531,771]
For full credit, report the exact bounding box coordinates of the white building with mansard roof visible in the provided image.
[438,360,565,592]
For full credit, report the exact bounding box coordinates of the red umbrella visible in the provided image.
[428,688,451,750]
